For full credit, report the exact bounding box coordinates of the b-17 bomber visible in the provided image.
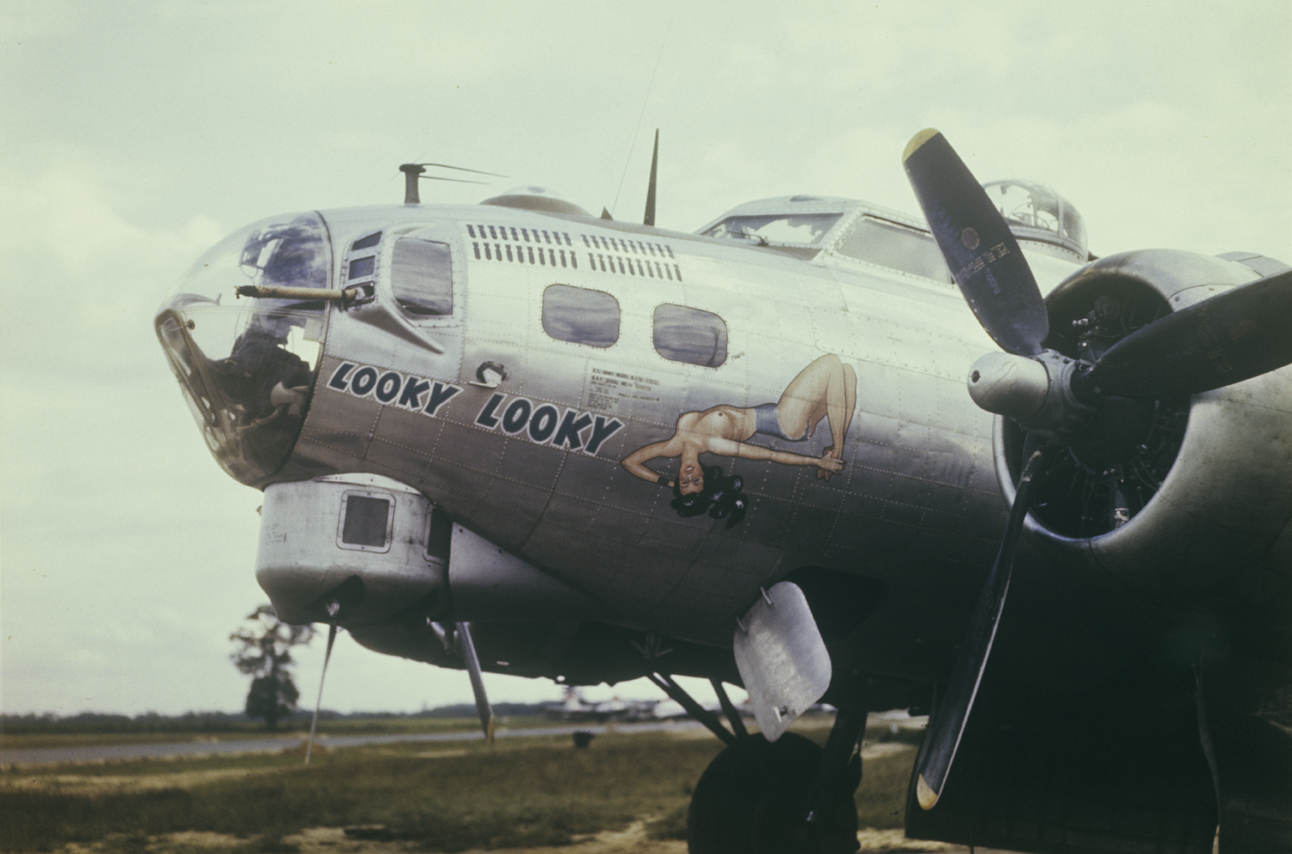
[156,131,1292,854]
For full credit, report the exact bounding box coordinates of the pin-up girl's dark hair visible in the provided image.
[670,464,748,527]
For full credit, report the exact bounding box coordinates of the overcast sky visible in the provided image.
[2,2,1289,718]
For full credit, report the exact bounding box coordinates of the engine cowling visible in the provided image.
[993,249,1292,599]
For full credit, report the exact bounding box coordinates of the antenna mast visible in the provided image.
[399,164,426,204]
[644,130,659,226]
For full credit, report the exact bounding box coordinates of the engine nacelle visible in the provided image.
[993,249,1292,599]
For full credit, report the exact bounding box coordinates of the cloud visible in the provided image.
[2,2,1288,718]
[0,153,224,366]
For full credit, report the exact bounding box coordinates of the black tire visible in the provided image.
[687,733,857,854]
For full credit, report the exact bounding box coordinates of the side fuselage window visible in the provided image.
[392,238,454,316]
[653,304,727,367]
[542,284,620,348]
[346,232,382,287]
[339,493,393,551]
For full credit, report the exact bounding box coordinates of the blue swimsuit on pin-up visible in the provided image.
[753,403,807,442]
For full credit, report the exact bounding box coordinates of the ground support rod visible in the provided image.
[645,672,738,746]
[711,677,749,739]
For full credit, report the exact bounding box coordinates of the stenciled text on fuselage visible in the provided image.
[325,361,623,456]
[326,362,462,416]
[474,393,623,455]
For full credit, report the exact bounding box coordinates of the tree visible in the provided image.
[229,605,315,730]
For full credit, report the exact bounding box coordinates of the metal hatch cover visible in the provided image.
[732,581,832,742]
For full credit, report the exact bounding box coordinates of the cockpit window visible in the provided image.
[984,180,1087,256]
[653,304,727,367]
[833,217,952,283]
[701,213,841,245]
[542,284,620,348]
[391,238,453,316]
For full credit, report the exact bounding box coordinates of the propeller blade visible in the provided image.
[1080,270,1292,400]
[456,622,496,745]
[304,621,338,765]
[903,129,1049,357]
[644,129,659,227]
[414,162,509,178]
[914,444,1046,809]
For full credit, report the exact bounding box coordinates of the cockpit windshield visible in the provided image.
[155,212,331,485]
[701,213,842,245]
[983,180,1087,257]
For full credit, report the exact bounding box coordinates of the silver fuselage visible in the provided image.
[281,202,1070,680]
[160,197,1291,688]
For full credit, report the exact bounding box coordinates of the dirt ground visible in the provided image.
[11,769,1010,854]
[289,824,969,854]
[341,824,982,853]
[19,737,1009,854]
[50,823,1003,854]
[13,772,1000,854]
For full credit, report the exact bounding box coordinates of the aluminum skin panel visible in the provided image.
[284,204,1063,674]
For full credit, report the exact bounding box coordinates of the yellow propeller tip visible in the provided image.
[916,773,940,810]
[903,129,942,163]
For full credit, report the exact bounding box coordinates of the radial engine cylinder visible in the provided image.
[994,249,1292,600]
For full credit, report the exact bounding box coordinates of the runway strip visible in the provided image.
[2,719,705,767]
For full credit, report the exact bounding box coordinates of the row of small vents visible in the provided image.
[464,223,683,282]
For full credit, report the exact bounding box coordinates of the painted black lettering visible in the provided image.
[528,404,559,443]
[502,398,532,434]
[399,377,430,409]
[586,416,624,455]
[425,382,461,416]
[553,410,592,450]
[350,366,378,396]
[475,393,504,428]
[375,371,402,404]
[327,362,355,391]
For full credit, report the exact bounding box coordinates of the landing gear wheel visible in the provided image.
[687,733,858,854]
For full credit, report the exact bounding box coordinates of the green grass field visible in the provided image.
[1,723,918,853]
[1,717,566,752]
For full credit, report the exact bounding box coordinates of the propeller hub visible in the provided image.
[968,352,1049,422]
[968,350,1091,436]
